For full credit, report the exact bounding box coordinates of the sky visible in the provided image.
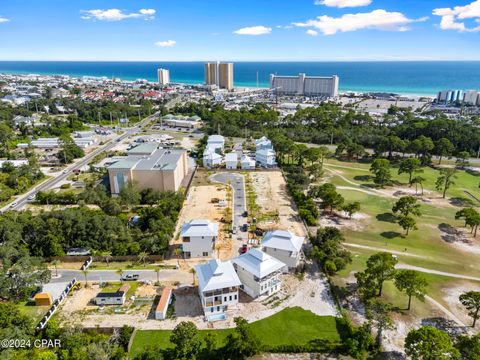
[0,0,480,61]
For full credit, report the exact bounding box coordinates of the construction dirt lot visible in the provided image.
[251,171,307,237]
[174,183,235,261]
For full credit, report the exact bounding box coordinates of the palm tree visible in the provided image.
[155,267,161,285]
[173,248,183,267]
[82,269,90,286]
[51,259,60,277]
[101,251,112,267]
[117,269,124,282]
[189,268,196,285]
[138,252,148,267]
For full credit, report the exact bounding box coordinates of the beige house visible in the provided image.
[108,144,188,194]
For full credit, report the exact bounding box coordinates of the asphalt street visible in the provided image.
[210,172,247,240]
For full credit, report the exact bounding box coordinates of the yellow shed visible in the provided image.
[34,292,52,306]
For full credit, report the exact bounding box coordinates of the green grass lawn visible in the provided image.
[129,307,342,357]
[18,301,49,324]
[89,261,174,271]
[100,281,139,298]
[324,158,480,202]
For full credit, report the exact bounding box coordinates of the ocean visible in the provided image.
[0,61,479,96]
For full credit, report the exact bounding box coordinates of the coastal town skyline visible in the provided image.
[1,0,480,61]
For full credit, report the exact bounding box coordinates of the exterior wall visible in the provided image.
[199,287,239,315]
[109,169,133,194]
[219,63,234,91]
[182,235,215,258]
[262,247,299,269]
[94,295,125,305]
[256,152,276,167]
[226,160,237,169]
[234,266,282,299]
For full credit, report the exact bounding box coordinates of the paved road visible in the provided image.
[210,172,247,239]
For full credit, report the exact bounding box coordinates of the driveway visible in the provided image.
[210,172,247,239]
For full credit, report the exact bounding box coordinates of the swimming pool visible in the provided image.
[207,313,227,322]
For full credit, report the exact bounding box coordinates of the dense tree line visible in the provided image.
[0,187,184,257]
[175,102,480,155]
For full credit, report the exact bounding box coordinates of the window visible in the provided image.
[224,296,227,302]
[183,237,190,242]
[202,252,209,257]
[229,295,232,301]
[217,306,220,312]
[211,307,214,313]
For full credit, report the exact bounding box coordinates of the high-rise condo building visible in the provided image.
[157,68,170,86]
[204,62,234,90]
[269,73,339,98]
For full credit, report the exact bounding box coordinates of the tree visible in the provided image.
[394,270,428,310]
[138,251,148,267]
[456,151,471,169]
[51,259,60,277]
[392,196,421,217]
[456,208,480,237]
[370,159,391,187]
[435,138,454,165]
[223,317,261,359]
[57,134,84,164]
[435,168,457,198]
[82,269,90,286]
[365,300,394,348]
[342,201,361,219]
[411,175,426,195]
[405,326,460,360]
[398,215,417,235]
[117,269,124,282]
[310,227,352,274]
[203,332,218,359]
[119,181,141,207]
[355,252,398,298]
[170,321,201,360]
[100,251,112,267]
[309,183,344,214]
[459,291,480,327]
[398,158,422,184]
[455,334,480,360]
[189,268,196,285]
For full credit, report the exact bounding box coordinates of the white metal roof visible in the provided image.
[196,259,241,292]
[225,152,238,162]
[181,219,218,237]
[261,230,304,252]
[232,248,286,279]
[207,135,225,143]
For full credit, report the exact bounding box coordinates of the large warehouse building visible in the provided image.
[107,144,188,194]
[269,73,339,97]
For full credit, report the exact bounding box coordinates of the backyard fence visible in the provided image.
[36,278,76,330]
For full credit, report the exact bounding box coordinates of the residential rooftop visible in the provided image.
[195,259,241,292]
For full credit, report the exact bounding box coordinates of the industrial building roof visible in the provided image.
[108,149,185,171]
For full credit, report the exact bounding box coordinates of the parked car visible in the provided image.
[240,244,248,254]
[9,202,17,208]
[241,224,249,232]
[27,193,36,201]
[232,226,238,234]
[242,211,248,217]
[121,274,139,281]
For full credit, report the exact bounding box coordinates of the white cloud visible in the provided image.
[233,25,272,35]
[155,40,176,47]
[306,29,319,36]
[433,0,480,32]
[294,9,425,35]
[81,8,156,21]
[315,0,372,8]
[0,16,9,23]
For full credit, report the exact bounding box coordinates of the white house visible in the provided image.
[93,284,129,305]
[256,148,277,167]
[225,152,238,169]
[195,259,241,321]
[181,219,218,258]
[232,248,286,299]
[255,136,273,150]
[206,135,225,153]
[203,148,222,168]
[261,230,304,269]
[240,155,256,170]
